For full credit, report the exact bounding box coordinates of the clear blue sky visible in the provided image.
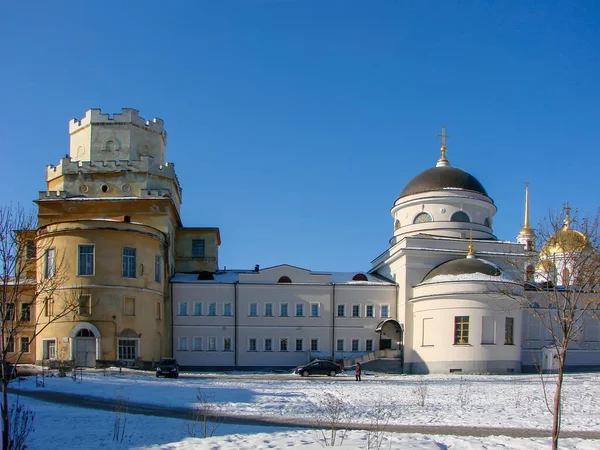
[1,1,598,272]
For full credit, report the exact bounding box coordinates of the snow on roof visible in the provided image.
[171,271,395,285]
[421,272,515,285]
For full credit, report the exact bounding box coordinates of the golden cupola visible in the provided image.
[540,206,588,255]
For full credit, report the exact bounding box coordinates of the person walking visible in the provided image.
[355,362,362,381]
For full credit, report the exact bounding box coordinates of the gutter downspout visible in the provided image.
[170,282,174,358]
[331,284,335,362]
[234,282,238,367]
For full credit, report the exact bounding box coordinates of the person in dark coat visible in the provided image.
[355,362,362,381]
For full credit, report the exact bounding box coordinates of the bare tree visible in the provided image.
[0,204,79,449]
[186,387,223,438]
[311,390,353,447]
[518,207,600,450]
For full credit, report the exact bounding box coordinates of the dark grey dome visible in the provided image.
[422,257,501,282]
[399,166,488,199]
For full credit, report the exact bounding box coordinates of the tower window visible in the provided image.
[192,239,205,258]
[413,212,432,224]
[484,217,491,228]
[394,219,401,230]
[352,273,368,281]
[278,276,292,283]
[451,211,470,223]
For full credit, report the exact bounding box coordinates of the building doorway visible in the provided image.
[70,323,101,368]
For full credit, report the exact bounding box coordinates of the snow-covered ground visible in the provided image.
[9,368,600,449]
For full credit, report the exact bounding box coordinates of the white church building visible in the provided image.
[172,134,600,374]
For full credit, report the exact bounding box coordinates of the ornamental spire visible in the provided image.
[436,126,450,167]
[563,202,572,229]
[519,182,534,236]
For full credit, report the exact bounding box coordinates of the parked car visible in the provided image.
[155,358,179,378]
[295,360,342,377]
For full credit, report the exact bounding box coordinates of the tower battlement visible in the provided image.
[69,108,165,136]
[46,155,177,180]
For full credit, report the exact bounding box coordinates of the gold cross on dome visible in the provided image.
[437,126,450,149]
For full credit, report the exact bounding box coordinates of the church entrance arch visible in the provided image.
[375,319,403,351]
[70,322,101,368]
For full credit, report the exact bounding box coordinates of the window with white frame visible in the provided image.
[118,339,138,360]
[280,338,288,351]
[265,303,273,317]
[337,304,345,317]
[208,302,217,316]
[154,254,161,283]
[123,297,135,316]
[78,295,91,316]
[264,338,272,352]
[295,303,304,317]
[4,304,14,321]
[352,305,360,317]
[192,239,205,258]
[78,245,94,276]
[336,339,344,351]
[20,303,31,322]
[249,303,258,317]
[178,336,188,351]
[122,247,137,278]
[365,339,374,352]
[44,298,53,317]
[193,336,202,351]
[310,303,320,317]
[352,339,359,351]
[45,248,55,279]
[584,315,600,342]
[43,339,56,359]
[178,302,188,316]
[366,305,374,318]
[505,317,515,345]
[311,338,318,351]
[280,303,288,317]
[295,338,303,351]
[224,337,232,352]
[223,303,232,316]
[20,337,30,353]
[208,337,217,351]
[5,337,14,353]
[249,338,257,352]
[381,305,389,318]
[193,302,202,316]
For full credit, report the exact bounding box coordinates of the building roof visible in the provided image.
[421,257,502,283]
[399,166,489,199]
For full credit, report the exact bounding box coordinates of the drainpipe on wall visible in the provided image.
[234,282,238,367]
[170,282,174,358]
[331,284,335,362]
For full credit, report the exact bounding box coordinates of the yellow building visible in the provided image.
[27,108,219,368]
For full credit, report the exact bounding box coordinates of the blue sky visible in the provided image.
[1,1,598,272]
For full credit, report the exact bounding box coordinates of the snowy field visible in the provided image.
[9,368,600,449]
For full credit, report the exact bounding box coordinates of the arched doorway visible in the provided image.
[375,319,403,351]
[70,323,101,367]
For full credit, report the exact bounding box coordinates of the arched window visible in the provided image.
[76,328,94,338]
[525,265,535,282]
[451,211,470,223]
[413,212,432,224]
[352,273,368,281]
[484,217,491,228]
[197,271,214,280]
[394,219,401,230]
[278,276,292,284]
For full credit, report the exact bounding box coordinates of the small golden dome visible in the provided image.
[540,228,588,255]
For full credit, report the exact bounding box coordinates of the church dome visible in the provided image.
[399,166,488,199]
[422,257,501,283]
[541,228,588,255]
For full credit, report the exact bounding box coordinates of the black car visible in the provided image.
[155,358,179,378]
[295,360,342,377]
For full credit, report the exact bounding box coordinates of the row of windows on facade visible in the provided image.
[41,246,163,281]
[395,212,491,229]
[33,337,141,362]
[178,302,390,319]
[448,316,515,346]
[5,296,163,322]
[525,316,600,342]
[177,336,377,353]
